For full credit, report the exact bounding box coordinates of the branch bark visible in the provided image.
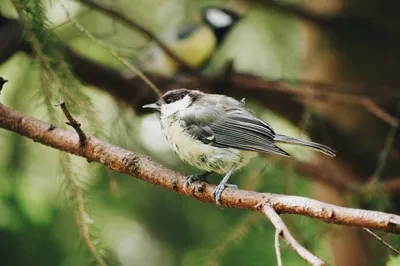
[264,205,326,266]
[0,102,399,235]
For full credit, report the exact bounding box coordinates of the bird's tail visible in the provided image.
[274,134,336,157]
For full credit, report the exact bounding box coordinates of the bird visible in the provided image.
[143,89,336,205]
[124,6,242,77]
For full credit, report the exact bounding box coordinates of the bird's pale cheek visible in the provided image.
[161,97,192,116]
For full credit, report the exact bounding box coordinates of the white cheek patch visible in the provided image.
[161,94,192,117]
[205,9,233,28]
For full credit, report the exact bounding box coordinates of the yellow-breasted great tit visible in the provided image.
[143,89,336,205]
[124,6,242,77]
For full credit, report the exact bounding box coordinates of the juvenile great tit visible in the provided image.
[143,89,336,205]
[125,6,241,77]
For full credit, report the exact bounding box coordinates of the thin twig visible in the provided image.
[74,189,107,266]
[12,0,61,121]
[57,101,87,147]
[362,228,400,255]
[232,75,399,127]
[59,154,108,266]
[277,77,400,98]
[276,157,400,195]
[283,107,313,194]
[263,205,327,266]
[206,213,261,266]
[373,125,398,180]
[362,98,399,128]
[75,0,195,73]
[275,229,283,266]
[301,94,398,127]
[60,0,162,97]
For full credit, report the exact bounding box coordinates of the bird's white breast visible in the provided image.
[160,115,256,174]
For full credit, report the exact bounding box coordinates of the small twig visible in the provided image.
[362,228,400,255]
[232,75,399,127]
[362,98,399,128]
[74,190,107,266]
[75,0,195,73]
[57,101,87,147]
[59,154,108,266]
[277,158,400,195]
[283,107,313,194]
[275,229,283,266]
[372,125,398,180]
[60,0,162,97]
[206,213,261,266]
[263,205,327,266]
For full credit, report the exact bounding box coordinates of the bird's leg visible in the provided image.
[213,164,238,206]
[184,172,212,193]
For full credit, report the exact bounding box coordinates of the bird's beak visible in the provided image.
[142,103,160,110]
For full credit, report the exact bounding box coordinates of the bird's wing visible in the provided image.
[185,108,290,156]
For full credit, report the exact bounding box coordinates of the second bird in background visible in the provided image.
[124,6,242,77]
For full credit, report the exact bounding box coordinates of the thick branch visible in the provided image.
[1,103,399,234]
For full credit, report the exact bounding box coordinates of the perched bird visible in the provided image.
[124,6,241,77]
[143,89,336,205]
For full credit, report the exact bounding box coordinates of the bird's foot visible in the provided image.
[184,172,210,193]
[212,183,238,206]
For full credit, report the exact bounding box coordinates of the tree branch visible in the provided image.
[57,101,87,147]
[1,103,399,235]
[274,227,283,266]
[277,158,400,195]
[362,228,400,255]
[264,205,326,266]
[75,0,196,72]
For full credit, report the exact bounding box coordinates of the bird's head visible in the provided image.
[143,89,202,117]
[200,6,242,43]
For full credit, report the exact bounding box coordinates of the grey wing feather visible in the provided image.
[185,108,290,157]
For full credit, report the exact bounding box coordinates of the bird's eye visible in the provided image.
[165,97,173,104]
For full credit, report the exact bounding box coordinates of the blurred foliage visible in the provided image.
[0,0,399,266]
[387,256,400,266]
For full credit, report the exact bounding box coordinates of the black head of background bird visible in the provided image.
[201,6,242,44]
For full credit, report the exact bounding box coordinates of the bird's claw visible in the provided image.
[183,173,209,193]
[212,183,238,206]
